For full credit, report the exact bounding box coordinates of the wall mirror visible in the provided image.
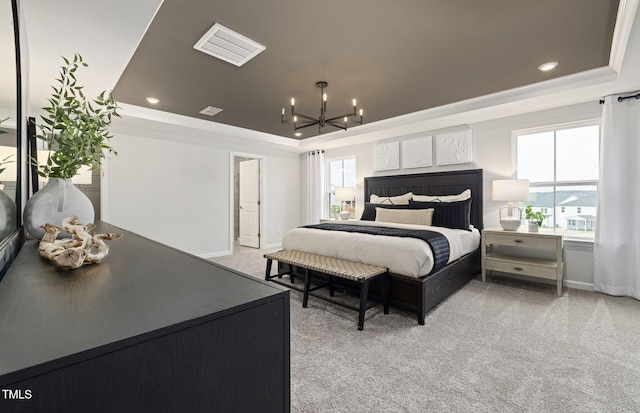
[0,0,23,276]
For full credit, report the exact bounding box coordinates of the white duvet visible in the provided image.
[281,220,480,278]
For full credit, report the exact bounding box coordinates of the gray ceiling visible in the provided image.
[113,0,619,140]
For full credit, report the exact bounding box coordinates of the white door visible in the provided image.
[239,159,260,248]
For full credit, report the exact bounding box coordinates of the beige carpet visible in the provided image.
[211,248,640,413]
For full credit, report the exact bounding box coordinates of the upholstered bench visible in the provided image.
[264,250,389,330]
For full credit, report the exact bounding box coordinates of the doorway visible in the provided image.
[231,153,263,252]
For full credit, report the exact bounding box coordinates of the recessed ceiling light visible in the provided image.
[146,97,160,104]
[295,132,302,137]
[538,61,558,71]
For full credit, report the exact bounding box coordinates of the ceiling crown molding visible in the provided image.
[116,102,300,150]
[610,0,640,72]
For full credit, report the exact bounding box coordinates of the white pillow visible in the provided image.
[412,189,471,202]
[370,192,413,205]
[375,208,434,226]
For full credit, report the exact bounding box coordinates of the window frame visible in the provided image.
[325,155,357,219]
[512,118,600,240]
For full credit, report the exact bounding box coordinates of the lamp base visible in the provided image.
[500,218,522,231]
[338,211,350,220]
[499,205,523,231]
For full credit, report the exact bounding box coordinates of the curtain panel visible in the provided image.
[306,150,325,225]
[594,94,640,299]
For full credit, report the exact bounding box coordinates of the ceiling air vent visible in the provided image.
[194,23,265,67]
[199,106,223,116]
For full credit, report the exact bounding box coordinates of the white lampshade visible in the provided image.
[492,179,529,202]
[334,187,355,202]
[37,150,93,186]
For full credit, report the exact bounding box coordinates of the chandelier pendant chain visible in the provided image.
[281,81,363,135]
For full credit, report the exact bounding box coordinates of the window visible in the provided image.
[326,156,356,218]
[515,120,599,239]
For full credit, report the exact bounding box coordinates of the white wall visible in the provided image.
[103,101,600,287]
[103,116,304,258]
[322,101,602,290]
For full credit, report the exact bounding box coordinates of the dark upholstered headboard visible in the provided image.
[364,169,484,230]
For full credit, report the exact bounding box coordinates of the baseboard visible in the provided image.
[564,279,594,292]
[263,243,282,249]
[199,250,232,259]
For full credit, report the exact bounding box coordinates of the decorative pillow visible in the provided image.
[412,189,471,202]
[375,208,434,226]
[369,192,413,205]
[360,202,425,221]
[409,198,472,230]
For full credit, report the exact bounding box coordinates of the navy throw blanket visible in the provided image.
[303,223,450,275]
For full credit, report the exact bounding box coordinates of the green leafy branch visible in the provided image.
[525,205,545,227]
[34,54,120,179]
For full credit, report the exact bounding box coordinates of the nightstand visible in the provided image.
[481,228,564,296]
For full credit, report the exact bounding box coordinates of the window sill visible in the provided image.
[534,229,594,245]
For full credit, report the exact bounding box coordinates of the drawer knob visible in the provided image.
[513,239,524,244]
[513,267,524,271]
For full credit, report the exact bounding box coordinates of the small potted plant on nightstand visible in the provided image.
[525,205,545,232]
[331,205,341,219]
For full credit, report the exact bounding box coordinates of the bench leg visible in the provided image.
[358,280,370,331]
[329,275,335,297]
[265,258,273,281]
[303,269,311,308]
[381,274,389,314]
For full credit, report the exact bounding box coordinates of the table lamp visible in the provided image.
[492,179,529,231]
[334,187,355,220]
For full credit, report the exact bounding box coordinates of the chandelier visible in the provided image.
[281,81,363,134]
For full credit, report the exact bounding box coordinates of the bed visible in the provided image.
[281,169,484,324]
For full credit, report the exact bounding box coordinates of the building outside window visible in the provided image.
[515,120,599,239]
[326,156,356,219]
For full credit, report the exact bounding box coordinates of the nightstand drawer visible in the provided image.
[485,258,557,280]
[484,233,551,249]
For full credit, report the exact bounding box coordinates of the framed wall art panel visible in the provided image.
[375,141,400,171]
[435,130,472,166]
[401,136,432,169]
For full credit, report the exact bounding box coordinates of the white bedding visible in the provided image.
[281,220,480,278]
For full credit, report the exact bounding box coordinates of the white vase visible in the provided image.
[23,178,95,239]
[528,222,539,232]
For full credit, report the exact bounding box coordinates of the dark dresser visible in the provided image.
[0,222,290,413]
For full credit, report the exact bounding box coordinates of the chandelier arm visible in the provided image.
[323,122,347,131]
[294,122,321,131]
[291,111,319,122]
[282,119,316,126]
[324,113,360,123]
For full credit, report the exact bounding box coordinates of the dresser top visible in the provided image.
[0,222,286,385]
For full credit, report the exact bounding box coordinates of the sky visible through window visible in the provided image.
[516,124,599,238]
